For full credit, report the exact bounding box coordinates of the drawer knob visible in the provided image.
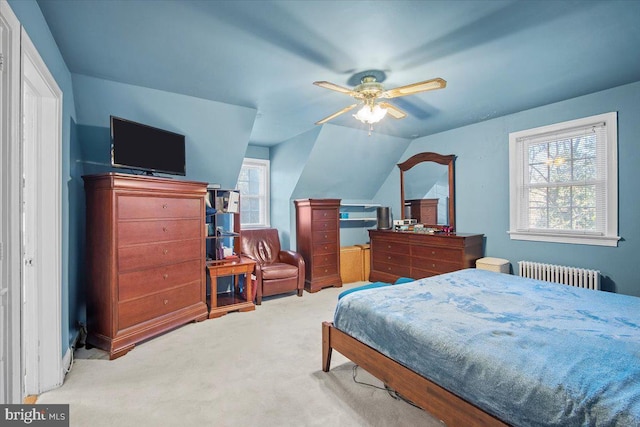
[163,274,168,279]
[387,256,391,260]
[162,204,168,209]
[164,299,169,305]
[163,249,169,255]
[163,227,168,232]
[432,263,436,268]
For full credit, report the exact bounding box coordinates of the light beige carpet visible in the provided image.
[37,282,444,427]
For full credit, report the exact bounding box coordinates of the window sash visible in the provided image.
[237,158,270,228]
[509,112,619,247]
[517,123,607,236]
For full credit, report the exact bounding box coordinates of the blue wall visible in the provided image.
[245,145,269,160]
[272,124,410,249]
[72,74,257,187]
[375,81,640,296]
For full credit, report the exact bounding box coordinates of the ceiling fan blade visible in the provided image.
[382,78,447,99]
[315,104,358,125]
[378,102,407,120]
[313,81,355,95]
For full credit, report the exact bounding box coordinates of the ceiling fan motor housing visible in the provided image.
[354,76,385,100]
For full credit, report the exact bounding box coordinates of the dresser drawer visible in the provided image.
[312,209,337,221]
[118,259,202,301]
[311,262,339,279]
[412,245,462,263]
[312,229,337,244]
[313,252,337,267]
[312,219,337,232]
[409,267,437,280]
[372,260,411,278]
[312,241,337,256]
[374,240,410,256]
[118,195,201,220]
[118,282,202,330]
[373,248,409,266]
[118,238,202,272]
[118,218,201,246]
[412,258,460,275]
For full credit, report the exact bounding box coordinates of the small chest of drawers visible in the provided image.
[295,199,343,292]
[83,173,209,359]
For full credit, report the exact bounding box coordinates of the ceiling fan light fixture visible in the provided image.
[353,104,388,124]
[313,73,445,135]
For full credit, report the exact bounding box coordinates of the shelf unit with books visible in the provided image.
[205,187,241,263]
[204,187,255,317]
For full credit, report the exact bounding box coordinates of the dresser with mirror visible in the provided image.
[369,152,484,283]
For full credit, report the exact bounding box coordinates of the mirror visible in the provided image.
[399,152,456,231]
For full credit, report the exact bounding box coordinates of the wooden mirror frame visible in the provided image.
[398,152,456,231]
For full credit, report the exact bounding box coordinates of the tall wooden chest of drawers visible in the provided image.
[83,173,208,359]
[368,230,483,283]
[294,199,343,292]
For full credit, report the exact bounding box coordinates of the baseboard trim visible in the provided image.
[62,329,81,375]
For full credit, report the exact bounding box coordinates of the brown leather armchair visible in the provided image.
[240,228,305,305]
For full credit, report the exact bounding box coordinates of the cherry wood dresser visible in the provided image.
[368,230,484,283]
[294,199,343,292]
[83,173,209,359]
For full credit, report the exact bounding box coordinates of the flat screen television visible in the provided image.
[110,115,186,176]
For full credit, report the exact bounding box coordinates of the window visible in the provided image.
[236,158,270,228]
[509,112,619,246]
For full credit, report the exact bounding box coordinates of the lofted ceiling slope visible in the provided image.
[37,0,640,146]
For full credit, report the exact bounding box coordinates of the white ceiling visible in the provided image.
[37,0,640,146]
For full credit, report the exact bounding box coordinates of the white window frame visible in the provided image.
[508,112,620,247]
[237,158,270,229]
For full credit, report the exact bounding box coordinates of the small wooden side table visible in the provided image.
[206,257,256,318]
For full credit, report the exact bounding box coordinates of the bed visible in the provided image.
[322,269,640,426]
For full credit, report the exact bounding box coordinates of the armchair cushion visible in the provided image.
[262,263,299,280]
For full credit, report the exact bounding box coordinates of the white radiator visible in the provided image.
[518,261,601,291]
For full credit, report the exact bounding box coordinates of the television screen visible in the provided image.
[110,116,186,176]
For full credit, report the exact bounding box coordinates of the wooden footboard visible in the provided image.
[322,321,509,427]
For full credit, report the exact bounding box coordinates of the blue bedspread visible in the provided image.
[333,269,640,426]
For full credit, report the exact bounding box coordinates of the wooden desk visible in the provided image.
[206,257,256,318]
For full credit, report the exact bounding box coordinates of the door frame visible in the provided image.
[20,26,63,396]
[0,0,22,404]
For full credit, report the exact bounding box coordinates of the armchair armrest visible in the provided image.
[279,250,305,269]
[279,250,306,292]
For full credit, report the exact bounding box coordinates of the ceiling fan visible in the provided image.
[313,74,447,128]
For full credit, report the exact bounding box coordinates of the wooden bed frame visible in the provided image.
[322,321,509,426]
